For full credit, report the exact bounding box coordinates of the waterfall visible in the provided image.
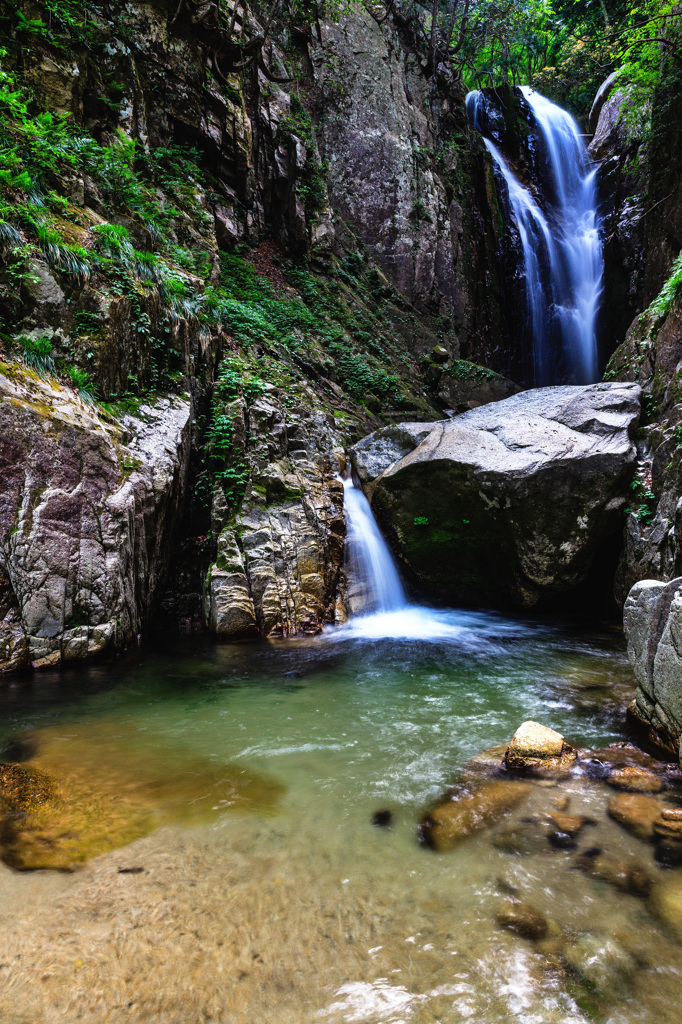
[466,87,603,386]
[342,476,406,615]
[334,476,495,641]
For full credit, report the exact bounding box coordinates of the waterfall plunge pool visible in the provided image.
[3,615,682,1024]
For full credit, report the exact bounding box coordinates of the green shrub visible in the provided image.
[20,335,54,376]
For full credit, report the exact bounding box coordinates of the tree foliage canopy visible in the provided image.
[361,0,682,118]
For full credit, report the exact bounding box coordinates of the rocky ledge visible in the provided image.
[353,382,641,607]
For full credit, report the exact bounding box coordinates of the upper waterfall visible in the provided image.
[466,87,603,387]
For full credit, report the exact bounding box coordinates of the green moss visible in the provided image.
[446,359,497,383]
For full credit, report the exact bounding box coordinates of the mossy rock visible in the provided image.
[0,762,58,812]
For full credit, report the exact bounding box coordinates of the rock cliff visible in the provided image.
[0,363,190,669]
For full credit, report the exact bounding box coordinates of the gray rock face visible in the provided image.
[0,365,191,671]
[624,577,682,761]
[351,423,434,485]
[588,68,622,134]
[367,383,641,607]
[315,6,466,329]
[588,84,628,163]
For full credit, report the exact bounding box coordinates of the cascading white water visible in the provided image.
[466,87,603,386]
[335,477,482,641]
[342,476,406,614]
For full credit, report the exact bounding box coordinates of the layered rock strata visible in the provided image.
[0,364,191,671]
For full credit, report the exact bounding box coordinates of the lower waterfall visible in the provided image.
[342,476,406,616]
[336,477,495,641]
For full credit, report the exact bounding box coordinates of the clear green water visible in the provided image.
[1,610,681,1024]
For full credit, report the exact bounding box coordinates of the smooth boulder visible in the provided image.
[367,383,640,607]
[624,577,682,762]
[504,721,577,773]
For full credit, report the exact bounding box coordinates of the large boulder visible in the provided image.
[624,576,682,761]
[367,383,640,607]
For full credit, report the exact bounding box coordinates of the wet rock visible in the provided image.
[371,809,393,828]
[563,934,636,998]
[575,848,652,897]
[421,780,530,852]
[546,811,592,851]
[495,876,521,897]
[653,806,682,840]
[607,792,663,841]
[607,765,665,793]
[495,899,548,941]
[204,530,259,639]
[547,812,590,836]
[350,423,434,486]
[650,875,682,941]
[460,743,507,783]
[491,819,549,857]
[368,383,640,608]
[580,742,672,780]
[205,400,348,639]
[504,721,577,774]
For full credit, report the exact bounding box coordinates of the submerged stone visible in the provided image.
[0,725,285,871]
[563,935,636,998]
[607,766,665,793]
[607,792,662,842]
[495,899,548,941]
[491,820,549,857]
[650,875,682,942]
[421,780,530,852]
[575,849,651,897]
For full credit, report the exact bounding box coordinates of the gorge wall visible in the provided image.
[3,0,682,678]
[0,0,520,670]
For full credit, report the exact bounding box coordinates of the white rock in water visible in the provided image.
[506,721,565,761]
